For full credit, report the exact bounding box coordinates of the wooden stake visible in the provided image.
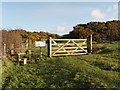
[28,50,31,60]
[23,58,27,64]
[90,34,92,53]
[3,44,6,57]
[21,43,24,48]
[29,40,32,48]
[26,40,28,48]
[11,44,14,55]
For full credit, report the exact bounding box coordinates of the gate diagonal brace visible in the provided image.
[52,40,70,54]
[71,40,83,54]
[73,39,87,52]
[71,40,87,54]
[52,40,71,55]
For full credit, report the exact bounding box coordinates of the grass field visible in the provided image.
[2,41,120,88]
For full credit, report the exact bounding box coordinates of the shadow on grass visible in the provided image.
[97,48,113,54]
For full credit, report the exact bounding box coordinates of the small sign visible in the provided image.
[35,41,46,48]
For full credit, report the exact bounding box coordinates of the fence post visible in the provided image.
[3,44,7,57]
[21,43,24,48]
[11,44,14,55]
[87,34,92,54]
[48,37,52,57]
[28,49,31,60]
[26,39,28,48]
[23,58,27,64]
[29,40,32,48]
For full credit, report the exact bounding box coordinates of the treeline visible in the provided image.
[1,20,120,50]
[62,20,120,42]
[1,29,60,49]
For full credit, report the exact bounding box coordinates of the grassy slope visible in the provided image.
[2,41,120,88]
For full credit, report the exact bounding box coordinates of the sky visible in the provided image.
[1,2,119,35]
[1,0,120,2]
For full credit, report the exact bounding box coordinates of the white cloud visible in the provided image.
[109,18,118,21]
[52,21,72,34]
[106,4,118,21]
[54,26,67,34]
[52,23,72,34]
[107,7,113,12]
[110,18,115,21]
[107,4,118,13]
[91,9,106,19]
[113,4,118,9]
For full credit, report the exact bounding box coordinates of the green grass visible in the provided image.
[2,41,120,89]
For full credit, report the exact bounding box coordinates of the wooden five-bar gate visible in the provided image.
[48,35,92,57]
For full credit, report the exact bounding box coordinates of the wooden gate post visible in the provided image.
[87,34,92,54]
[48,37,52,57]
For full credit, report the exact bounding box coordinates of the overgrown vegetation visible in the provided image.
[64,20,120,42]
[2,42,120,89]
[1,29,60,50]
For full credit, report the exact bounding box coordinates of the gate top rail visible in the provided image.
[51,39,87,41]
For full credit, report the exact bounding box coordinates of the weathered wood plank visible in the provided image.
[18,53,26,55]
[52,46,87,49]
[51,39,87,41]
[52,53,87,56]
[10,48,31,50]
[52,50,87,53]
[51,43,87,46]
